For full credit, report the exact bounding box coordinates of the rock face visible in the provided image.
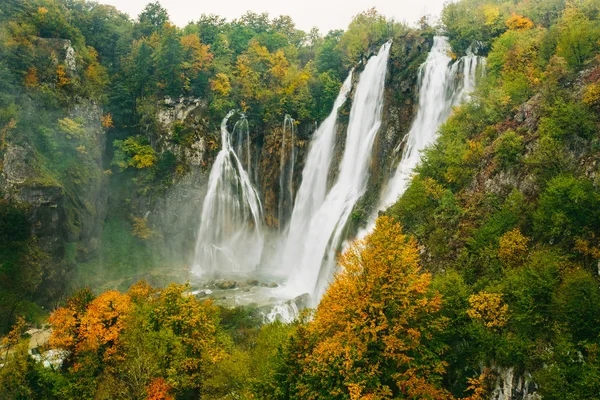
[0,144,65,259]
[0,101,108,264]
[491,367,541,400]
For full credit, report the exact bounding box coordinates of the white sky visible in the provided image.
[98,0,448,33]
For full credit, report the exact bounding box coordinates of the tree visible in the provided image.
[136,1,169,38]
[278,217,450,399]
[556,2,600,70]
[152,23,184,96]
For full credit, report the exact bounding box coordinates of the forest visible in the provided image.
[1,0,600,398]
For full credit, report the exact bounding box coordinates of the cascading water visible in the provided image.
[278,114,296,230]
[233,116,251,177]
[278,71,353,277]
[378,36,485,211]
[192,111,264,276]
[280,42,391,302]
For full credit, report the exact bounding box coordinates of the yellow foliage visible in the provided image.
[210,73,231,96]
[574,235,600,259]
[152,283,225,364]
[583,82,600,111]
[505,14,534,30]
[76,145,87,155]
[467,292,508,329]
[58,117,85,139]
[463,368,495,400]
[482,5,501,27]
[24,67,38,88]
[498,228,529,267]
[181,34,213,73]
[56,64,70,88]
[128,280,157,303]
[269,50,289,80]
[131,216,153,240]
[1,317,26,351]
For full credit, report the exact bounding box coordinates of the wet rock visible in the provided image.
[268,282,279,288]
[294,293,311,309]
[247,279,260,286]
[216,280,238,290]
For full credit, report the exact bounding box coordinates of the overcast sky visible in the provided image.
[98,0,448,33]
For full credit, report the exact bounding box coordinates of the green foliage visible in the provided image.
[556,2,600,70]
[538,97,596,140]
[112,136,157,170]
[533,174,600,246]
[494,130,524,168]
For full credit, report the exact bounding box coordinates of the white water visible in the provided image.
[264,301,300,323]
[191,37,485,316]
[279,42,391,302]
[192,111,264,276]
[378,36,485,215]
[278,115,296,230]
[277,71,353,277]
[233,116,251,178]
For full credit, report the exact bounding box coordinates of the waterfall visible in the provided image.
[278,71,354,277]
[233,116,251,178]
[278,114,296,230]
[192,111,264,276]
[280,42,391,302]
[378,36,486,212]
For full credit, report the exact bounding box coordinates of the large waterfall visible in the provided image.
[191,37,485,312]
[278,71,354,277]
[192,111,264,276]
[378,36,485,217]
[278,114,296,231]
[280,42,391,302]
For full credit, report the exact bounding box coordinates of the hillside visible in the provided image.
[1,0,600,399]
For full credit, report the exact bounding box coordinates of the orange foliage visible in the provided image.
[498,228,529,267]
[49,290,131,362]
[100,113,114,128]
[77,291,131,360]
[505,14,534,30]
[295,216,451,399]
[24,67,38,88]
[48,307,79,350]
[467,292,508,330]
[146,377,174,400]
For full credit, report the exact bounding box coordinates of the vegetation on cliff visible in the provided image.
[1,0,600,399]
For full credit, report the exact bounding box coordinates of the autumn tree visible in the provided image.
[278,217,450,399]
[49,289,131,362]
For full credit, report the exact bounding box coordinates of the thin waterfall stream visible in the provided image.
[192,111,264,277]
